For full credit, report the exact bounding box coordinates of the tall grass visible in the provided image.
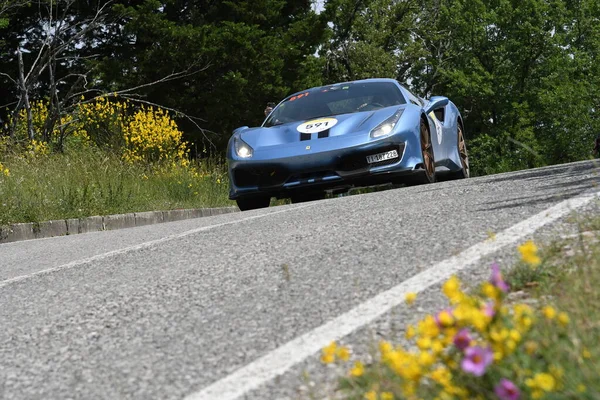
[0,148,232,225]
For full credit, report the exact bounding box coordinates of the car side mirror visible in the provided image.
[424,96,449,114]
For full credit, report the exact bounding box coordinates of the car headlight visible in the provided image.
[234,137,253,158]
[370,109,404,138]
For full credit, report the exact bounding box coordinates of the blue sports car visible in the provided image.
[227,78,469,211]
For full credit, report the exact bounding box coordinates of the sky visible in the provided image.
[313,0,325,14]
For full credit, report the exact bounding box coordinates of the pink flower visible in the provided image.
[490,263,509,292]
[461,346,493,376]
[453,329,472,351]
[484,301,496,318]
[495,378,520,400]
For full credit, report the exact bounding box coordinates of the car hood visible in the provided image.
[239,106,406,150]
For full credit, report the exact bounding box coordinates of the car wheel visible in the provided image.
[410,119,436,185]
[290,191,326,204]
[236,196,271,211]
[450,123,470,179]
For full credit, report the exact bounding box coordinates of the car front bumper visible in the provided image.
[228,133,424,200]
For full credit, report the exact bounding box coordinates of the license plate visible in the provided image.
[366,150,399,164]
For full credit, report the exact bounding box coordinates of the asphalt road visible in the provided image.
[0,160,599,400]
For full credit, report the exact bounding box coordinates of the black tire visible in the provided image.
[290,191,326,204]
[409,119,436,185]
[236,196,271,211]
[448,122,470,180]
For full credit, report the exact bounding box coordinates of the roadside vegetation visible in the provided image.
[321,218,600,399]
[0,99,230,225]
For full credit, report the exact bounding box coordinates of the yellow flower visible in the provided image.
[542,306,556,320]
[577,384,586,393]
[320,341,337,364]
[379,341,393,356]
[416,337,432,350]
[320,353,334,364]
[442,275,462,303]
[429,366,452,386]
[557,312,569,326]
[509,329,522,343]
[417,351,435,367]
[481,282,500,300]
[437,310,454,327]
[350,361,364,377]
[418,315,440,338]
[381,392,394,400]
[582,348,591,359]
[364,390,377,400]
[431,339,445,355]
[405,292,417,305]
[405,325,416,340]
[527,373,556,392]
[518,240,541,267]
[336,346,350,362]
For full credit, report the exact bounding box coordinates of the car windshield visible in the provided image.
[263,81,406,127]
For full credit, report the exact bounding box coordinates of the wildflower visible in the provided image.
[336,346,350,362]
[350,361,364,377]
[379,341,393,356]
[429,366,452,386]
[582,348,591,359]
[490,263,509,292]
[518,240,541,267]
[495,378,521,400]
[417,351,435,367]
[483,302,496,318]
[405,292,417,305]
[417,315,440,338]
[405,325,416,340]
[482,282,500,300]
[364,391,377,400]
[461,346,493,377]
[453,329,472,351]
[526,373,556,392]
[381,392,394,400]
[557,312,569,326]
[321,341,337,364]
[509,329,521,343]
[577,384,586,393]
[443,275,462,303]
[435,310,454,327]
[542,306,556,320]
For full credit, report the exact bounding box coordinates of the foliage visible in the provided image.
[324,240,598,399]
[322,0,600,176]
[0,0,599,175]
[8,97,189,166]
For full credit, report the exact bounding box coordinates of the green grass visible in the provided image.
[0,148,233,225]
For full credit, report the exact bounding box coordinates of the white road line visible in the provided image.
[0,205,314,289]
[186,191,600,400]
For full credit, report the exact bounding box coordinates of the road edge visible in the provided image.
[0,206,239,244]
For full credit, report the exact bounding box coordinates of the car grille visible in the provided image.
[233,166,289,188]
